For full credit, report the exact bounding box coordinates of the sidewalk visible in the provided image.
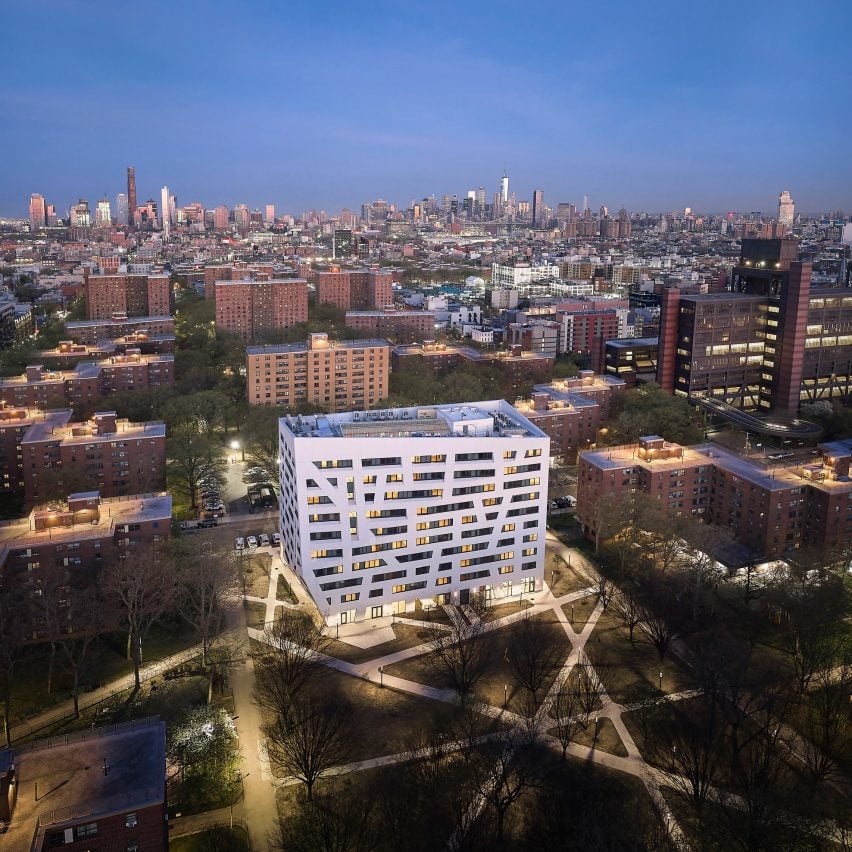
[9,642,203,744]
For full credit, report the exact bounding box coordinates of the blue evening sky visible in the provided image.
[2,0,850,217]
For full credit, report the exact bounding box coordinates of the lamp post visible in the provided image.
[659,671,663,691]
[504,683,508,707]
[379,666,384,687]
[593,715,599,745]
[230,439,244,462]
[570,603,574,624]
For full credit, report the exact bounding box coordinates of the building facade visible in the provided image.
[655,239,852,413]
[247,334,390,410]
[577,436,852,560]
[0,352,174,410]
[345,309,435,343]
[85,274,171,320]
[514,373,627,463]
[215,279,309,342]
[65,314,175,345]
[279,401,549,623]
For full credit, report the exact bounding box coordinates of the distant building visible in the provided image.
[0,351,174,410]
[578,436,852,560]
[656,238,852,413]
[778,190,795,227]
[514,373,627,463]
[0,718,167,851]
[66,314,176,345]
[246,333,390,410]
[279,401,549,624]
[85,273,171,320]
[345,309,435,343]
[28,193,46,231]
[532,189,544,227]
[604,336,659,386]
[215,278,308,342]
[127,166,137,225]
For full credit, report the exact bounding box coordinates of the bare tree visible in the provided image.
[596,575,615,610]
[797,663,851,796]
[586,491,633,554]
[648,701,725,817]
[253,613,329,712]
[506,612,564,703]
[176,542,240,666]
[550,675,584,759]
[637,591,681,662]
[612,588,644,645]
[786,622,843,696]
[271,781,377,852]
[52,587,108,718]
[473,728,541,843]
[425,616,493,702]
[103,543,177,688]
[264,688,351,800]
[0,589,23,746]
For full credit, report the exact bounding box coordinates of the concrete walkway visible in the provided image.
[250,538,694,849]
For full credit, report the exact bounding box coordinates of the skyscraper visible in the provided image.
[160,186,170,239]
[500,173,509,203]
[778,190,795,227]
[28,194,46,231]
[115,192,129,226]
[532,189,544,227]
[265,204,275,226]
[95,198,112,228]
[126,167,137,227]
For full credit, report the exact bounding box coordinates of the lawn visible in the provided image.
[321,622,432,666]
[567,716,628,757]
[243,600,269,630]
[480,599,531,622]
[9,617,200,728]
[276,574,298,604]
[583,610,695,706]
[561,594,599,630]
[243,558,270,598]
[287,667,470,765]
[170,825,249,852]
[395,604,454,626]
[547,562,595,597]
[384,611,573,714]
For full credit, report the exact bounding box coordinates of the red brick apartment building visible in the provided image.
[345,308,435,343]
[0,491,171,640]
[37,336,176,367]
[0,718,167,851]
[0,351,174,410]
[577,436,852,559]
[215,278,308,341]
[66,314,176,345]
[314,267,394,311]
[0,406,165,505]
[392,342,555,396]
[22,410,166,504]
[513,373,627,463]
[203,261,277,299]
[246,333,390,409]
[84,273,171,319]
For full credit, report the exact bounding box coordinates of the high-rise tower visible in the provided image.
[115,192,129,226]
[29,194,46,231]
[532,189,544,227]
[127,166,137,227]
[500,173,509,204]
[160,186,170,239]
[778,190,795,227]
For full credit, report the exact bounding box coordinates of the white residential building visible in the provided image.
[279,401,550,625]
[491,262,560,288]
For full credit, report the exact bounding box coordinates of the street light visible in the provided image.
[230,439,245,462]
[504,683,508,706]
[659,671,663,691]
[379,666,384,687]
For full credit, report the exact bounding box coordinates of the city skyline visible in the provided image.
[3,1,851,216]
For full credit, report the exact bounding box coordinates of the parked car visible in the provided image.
[259,533,270,547]
[246,535,258,550]
[235,537,245,551]
[197,519,218,529]
[271,532,281,546]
